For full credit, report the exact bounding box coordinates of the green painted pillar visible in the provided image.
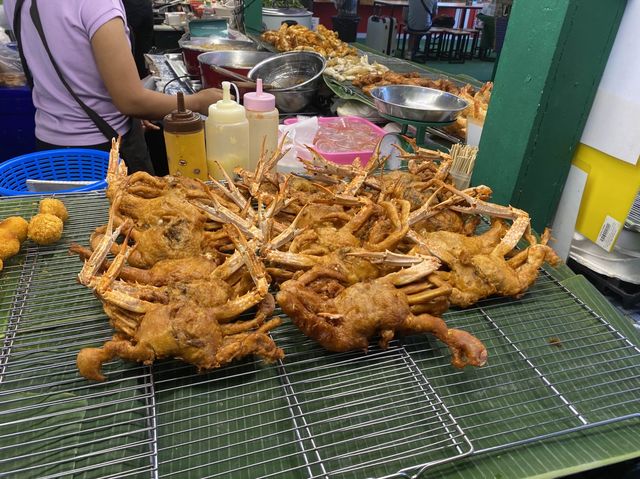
[472,0,626,231]
[244,0,264,36]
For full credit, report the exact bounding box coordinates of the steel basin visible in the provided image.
[248,52,326,113]
[370,85,469,123]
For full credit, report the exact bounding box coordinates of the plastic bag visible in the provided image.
[276,116,319,173]
[0,42,27,87]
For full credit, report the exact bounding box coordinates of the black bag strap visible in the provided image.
[15,0,119,141]
[13,0,32,87]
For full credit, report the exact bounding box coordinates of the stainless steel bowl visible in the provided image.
[248,52,326,113]
[370,85,469,123]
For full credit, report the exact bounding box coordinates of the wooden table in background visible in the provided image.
[438,2,484,29]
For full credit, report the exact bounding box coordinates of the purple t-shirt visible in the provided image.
[4,0,130,145]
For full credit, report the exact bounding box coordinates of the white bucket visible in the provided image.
[165,11,187,26]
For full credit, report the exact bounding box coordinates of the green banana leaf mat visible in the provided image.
[0,190,638,478]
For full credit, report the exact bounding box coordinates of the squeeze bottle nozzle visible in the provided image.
[243,78,276,112]
[208,81,246,123]
[222,81,231,102]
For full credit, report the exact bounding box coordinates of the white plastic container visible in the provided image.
[244,79,279,170]
[206,81,250,180]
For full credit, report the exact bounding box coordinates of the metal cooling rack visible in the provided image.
[1,192,640,478]
[625,190,640,232]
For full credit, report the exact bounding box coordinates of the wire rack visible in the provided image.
[625,190,640,232]
[1,192,640,479]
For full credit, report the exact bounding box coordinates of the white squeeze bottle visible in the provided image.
[244,79,279,170]
[205,81,249,180]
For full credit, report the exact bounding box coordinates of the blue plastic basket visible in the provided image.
[0,149,109,196]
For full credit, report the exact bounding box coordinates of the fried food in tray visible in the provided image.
[324,55,389,82]
[261,24,357,58]
[353,71,493,138]
[70,136,559,380]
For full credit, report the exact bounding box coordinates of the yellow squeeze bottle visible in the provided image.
[163,92,208,180]
[205,81,250,180]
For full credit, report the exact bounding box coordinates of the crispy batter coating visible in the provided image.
[0,216,29,243]
[28,213,64,245]
[277,267,487,368]
[261,24,357,58]
[0,230,20,260]
[39,198,69,222]
[70,137,563,380]
[77,303,284,381]
[324,55,389,82]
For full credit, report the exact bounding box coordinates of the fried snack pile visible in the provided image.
[262,24,357,58]
[0,198,68,272]
[28,197,68,245]
[241,142,558,365]
[353,72,493,137]
[28,214,63,245]
[70,139,284,381]
[39,198,69,222]
[262,24,492,136]
[0,216,28,269]
[324,55,389,82]
[70,136,560,380]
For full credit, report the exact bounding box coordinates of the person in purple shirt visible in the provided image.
[4,0,223,173]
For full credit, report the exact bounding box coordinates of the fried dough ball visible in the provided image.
[0,229,21,260]
[28,213,64,245]
[0,216,29,242]
[39,198,69,223]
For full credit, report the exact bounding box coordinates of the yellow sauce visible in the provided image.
[164,130,209,181]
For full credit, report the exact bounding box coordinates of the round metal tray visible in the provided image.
[370,85,468,123]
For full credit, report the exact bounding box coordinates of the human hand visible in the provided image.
[191,88,224,115]
[141,119,160,131]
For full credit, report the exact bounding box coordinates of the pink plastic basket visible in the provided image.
[283,116,386,166]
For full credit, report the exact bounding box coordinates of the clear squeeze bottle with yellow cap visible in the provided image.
[244,79,279,170]
[205,81,250,180]
[163,92,208,180]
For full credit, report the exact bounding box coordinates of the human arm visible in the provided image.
[91,17,221,119]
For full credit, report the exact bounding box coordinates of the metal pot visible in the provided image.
[180,36,257,76]
[248,52,326,112]
[198,51,275,94]
[262,8,313,31]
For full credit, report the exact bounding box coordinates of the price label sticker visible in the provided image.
[595,215,621,252]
